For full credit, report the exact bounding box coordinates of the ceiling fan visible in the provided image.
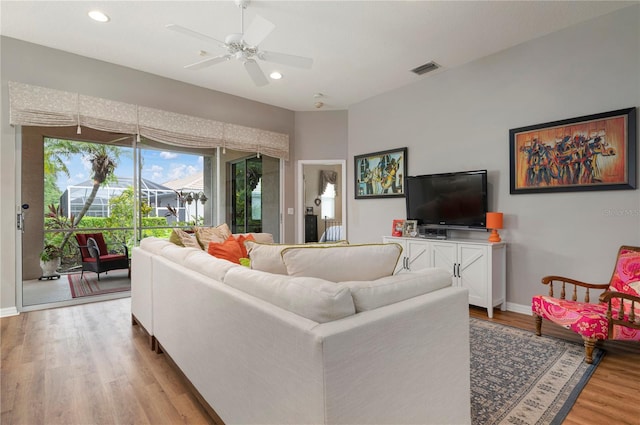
[167,0,313,87]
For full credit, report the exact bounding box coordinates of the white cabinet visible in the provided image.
[383,236,506,318]
[383,236,430,273]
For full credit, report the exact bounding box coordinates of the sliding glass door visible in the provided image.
[136,139,216,241]
[21,127,280,309]
[226,151,280,239]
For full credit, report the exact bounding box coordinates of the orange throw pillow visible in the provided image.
[234,233,256,258]
[207,235,243,264]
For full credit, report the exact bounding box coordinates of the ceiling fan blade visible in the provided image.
[242,15,275,47]
[260,50,314,69]
[244,59,269,87]
[184,55,230,70]
[166,24,226,47]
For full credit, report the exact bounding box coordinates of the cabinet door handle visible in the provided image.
[456,263,461,278]
[452,264,457,277]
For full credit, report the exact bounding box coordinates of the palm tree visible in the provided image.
[56,143,121,250]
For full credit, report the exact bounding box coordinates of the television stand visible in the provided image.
[382,235,506,318]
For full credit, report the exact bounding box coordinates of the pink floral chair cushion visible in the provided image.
[532,295,640,340]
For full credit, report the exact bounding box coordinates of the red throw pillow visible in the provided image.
[234,233,256,258]
[207,236,243,264]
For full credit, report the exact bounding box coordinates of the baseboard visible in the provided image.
[1,307,19,318]
[506,302,531,316]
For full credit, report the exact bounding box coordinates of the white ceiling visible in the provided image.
[1,1,635,111]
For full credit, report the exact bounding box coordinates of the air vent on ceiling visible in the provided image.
[411,61,440,76]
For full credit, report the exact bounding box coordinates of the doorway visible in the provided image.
[296,160,347,244]
[227,153,280,238]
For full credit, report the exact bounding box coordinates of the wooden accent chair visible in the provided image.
[75,233,130,281]
[532,245,640,363]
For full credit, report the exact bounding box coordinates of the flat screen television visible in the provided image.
[405,170,488,229]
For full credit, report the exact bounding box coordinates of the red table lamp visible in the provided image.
[486,212,503,242]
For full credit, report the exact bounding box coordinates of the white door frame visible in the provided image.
[296,160,347,244]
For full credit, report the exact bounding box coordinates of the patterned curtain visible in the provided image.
[319,170,338,196]
[8,81,289,160]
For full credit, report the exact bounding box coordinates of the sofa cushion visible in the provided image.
[281,243,402,282]
[182,249,239,282]
[159,243,202,265]
[140,237,174,255]
[343,268,452,312]
[224,267,356,323]
[194,224,232,249]
[169,228,200,249]
[246,241,348,275]
[236,232,274,244]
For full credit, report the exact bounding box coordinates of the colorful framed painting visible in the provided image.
[509,108,636,194]
[355,147,407,199]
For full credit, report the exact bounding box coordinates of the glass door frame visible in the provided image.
[16,132,285,312]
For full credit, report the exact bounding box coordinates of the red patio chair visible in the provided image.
[75,233,130,281]
[532,245,640,363]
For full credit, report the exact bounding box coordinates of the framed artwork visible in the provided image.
[509,107,636,194]
[403,220,418,237]
[355,147,407,199]
[392,219,405,237]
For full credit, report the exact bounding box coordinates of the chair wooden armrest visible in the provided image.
[600,291,640,304]
[540,275,609,303]
[599,291,640,331]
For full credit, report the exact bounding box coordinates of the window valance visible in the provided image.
[8,81,289,160]
[319,170,338,196]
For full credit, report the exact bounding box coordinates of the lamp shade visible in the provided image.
[486,212,503,230]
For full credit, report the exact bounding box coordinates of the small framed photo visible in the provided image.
[403,220,418,237]
[392,219,405,237]
[305,207,314,215]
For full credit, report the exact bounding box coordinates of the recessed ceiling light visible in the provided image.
[269,71,282,80]
[88,10,110,23]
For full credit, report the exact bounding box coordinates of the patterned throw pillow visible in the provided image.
[194,224,232,249]
[169,228,200,249]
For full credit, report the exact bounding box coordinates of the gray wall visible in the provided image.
[293,111,348,241]
[0,37,295,312]
[347,6,640,308]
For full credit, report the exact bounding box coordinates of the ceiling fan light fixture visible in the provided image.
[88,10,110,23]
[167,1,313,87]
[270,71,282,80]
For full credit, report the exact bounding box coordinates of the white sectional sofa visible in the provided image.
[131,237,471,425]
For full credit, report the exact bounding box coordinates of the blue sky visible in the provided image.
[51,142,204,190]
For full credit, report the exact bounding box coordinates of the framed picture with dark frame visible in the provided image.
[509,107,636,194]
[354,147,407,199]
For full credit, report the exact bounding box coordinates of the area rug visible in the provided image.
[470,318,603,425]
[68,269,131,298]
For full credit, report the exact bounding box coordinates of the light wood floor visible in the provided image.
[2,299,638,424]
